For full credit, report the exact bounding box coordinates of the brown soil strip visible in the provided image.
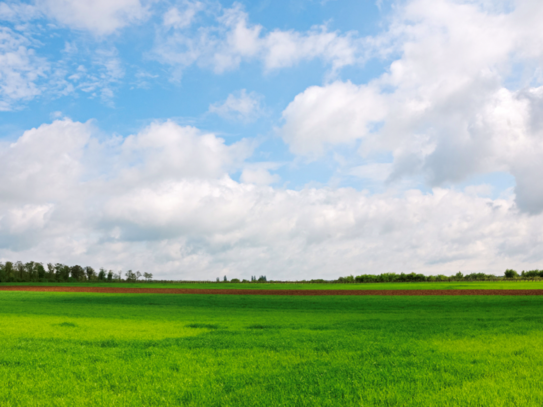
[1,286,543,296]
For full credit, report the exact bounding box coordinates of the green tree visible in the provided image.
[70,265,85,281]
[15,261,25,282]
[36,263,46,280]
[504,269,518,278]
[85,266,95,281]
[47,263,55,280]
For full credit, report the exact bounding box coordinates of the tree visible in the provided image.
[36,263,46,280]
[143,272,153,281]
[125,270,139,282]
[47,263,55,280]
[25,262,35,281]
[98,268,106,281]
[223,275,228,282]
[107,271,113,282]
[505,269,518,278]
[4,261,13,282]
[85,266,95,281]
[15,261,25,282]
[70,265,85,281]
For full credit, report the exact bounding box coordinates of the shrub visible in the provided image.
[230,278,240,283]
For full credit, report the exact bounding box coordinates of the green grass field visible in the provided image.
[1,280,542,290]
[1,290,543,406]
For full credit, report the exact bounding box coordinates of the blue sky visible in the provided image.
[1,0,543,279]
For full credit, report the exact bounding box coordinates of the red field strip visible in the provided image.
[1,286,543,296]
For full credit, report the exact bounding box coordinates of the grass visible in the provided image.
[1,280,542,290]
[0,291,542,406]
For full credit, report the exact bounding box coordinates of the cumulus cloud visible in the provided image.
[209,89,263,122]
[153,2,361,76]
[280,81,386,156]
[279,0,543,213]
[2,119,543,279]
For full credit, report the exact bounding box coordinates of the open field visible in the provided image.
[1,290,543,406]
[1,280,542,290]
[1,285,543,296]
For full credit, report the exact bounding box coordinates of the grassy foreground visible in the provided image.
[0,292,542,406]
[1,280,542,290]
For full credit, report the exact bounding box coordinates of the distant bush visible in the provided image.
[230,278,240,283]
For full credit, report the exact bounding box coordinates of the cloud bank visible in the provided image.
[1,119,543,280]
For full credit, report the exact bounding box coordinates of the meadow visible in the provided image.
[1,289,543,406]
[1,280,542,290]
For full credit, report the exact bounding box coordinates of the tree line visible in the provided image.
[1,261,542,284]
[337,269,543,283]
[0,261,152,283]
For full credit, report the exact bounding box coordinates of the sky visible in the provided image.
[1,0,543,280]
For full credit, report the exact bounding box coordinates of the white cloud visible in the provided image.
[280,81,386,157]
[279,0,543,213]
[35,0,150,35]
[163,2,202,29]
[153,3,361,76]
[0,27,48,110]
[209,89,263,122]
[349,163,392,182]
[2,119,543,279]
[240,166,280,185]
[0,2,41,22]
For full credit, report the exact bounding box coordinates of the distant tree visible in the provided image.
[85,266,95,281]
[230,278,240,283]
[4,261,13,281]
[59,264,71,281]
[216,277,220,282]
[143,272,153,281]
[522,270,542,278]
[223,275,228,282]
[107,271,113,282]
[257,275,267,282]
[98,268,106,281]
[15,261,25,282]
[504,269,518,278]
[47,263,55,280]
[125,270,137,282]
[36,263,46,280]
[70,265,85,281]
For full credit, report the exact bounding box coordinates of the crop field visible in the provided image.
[1,280,542,290]
[1,288,543,406]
